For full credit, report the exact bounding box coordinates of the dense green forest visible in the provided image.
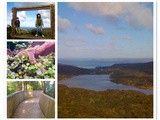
[58,85,153,118]
[110,69,153,89]
[7,81,55,98]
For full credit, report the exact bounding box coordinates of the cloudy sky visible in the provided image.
[58,2,153,59]
[7,2,54,28]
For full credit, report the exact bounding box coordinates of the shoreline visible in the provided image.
[58,74,153,95]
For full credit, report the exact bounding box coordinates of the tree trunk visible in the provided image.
[22,81,24,91]
[52,82,54,98]
[24,82,28,91]
[41,81,46,93]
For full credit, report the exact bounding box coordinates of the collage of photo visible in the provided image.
[7,2,55,119]
[4,1,155,120]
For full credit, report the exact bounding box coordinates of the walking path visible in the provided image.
[12,98,45,118]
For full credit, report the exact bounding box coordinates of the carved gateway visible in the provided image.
[11,4,55,39]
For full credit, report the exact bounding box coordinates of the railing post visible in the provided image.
[11,7,17,37]
[50,4,55,39]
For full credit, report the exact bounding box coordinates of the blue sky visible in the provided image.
[58,2,153,59]
[7,2,54,28]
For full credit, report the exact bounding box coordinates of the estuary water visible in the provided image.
[59,75,153,95]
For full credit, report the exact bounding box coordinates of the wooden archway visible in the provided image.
[11,4,55,39]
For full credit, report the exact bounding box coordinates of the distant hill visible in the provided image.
[58,64,110,75]
[58,64,92,75]
[109,62,153,74]
[96,62,153,74]
[59,62,153,75]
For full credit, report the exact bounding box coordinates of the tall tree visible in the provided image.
[41,81,46,93]
[22,81,24,91]
[24,82,28,91]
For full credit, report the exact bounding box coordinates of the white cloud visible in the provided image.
[43,18,50,23]
[17,11,33,21]
[43,18,50,27]
[58,16,72,33]
[17,11,27,21]
[38,10,50,19]
[68,2,153,29]
[16,11,35,27]
[86,24,106,35]
[15,11,33,27]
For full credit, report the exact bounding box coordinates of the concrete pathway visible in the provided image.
[12,98,45,118]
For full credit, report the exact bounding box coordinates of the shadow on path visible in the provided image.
[12,98,45,118]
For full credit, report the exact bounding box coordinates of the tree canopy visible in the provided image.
[7,81,55,98]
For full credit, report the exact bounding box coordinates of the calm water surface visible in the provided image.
[59,75,153,95]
